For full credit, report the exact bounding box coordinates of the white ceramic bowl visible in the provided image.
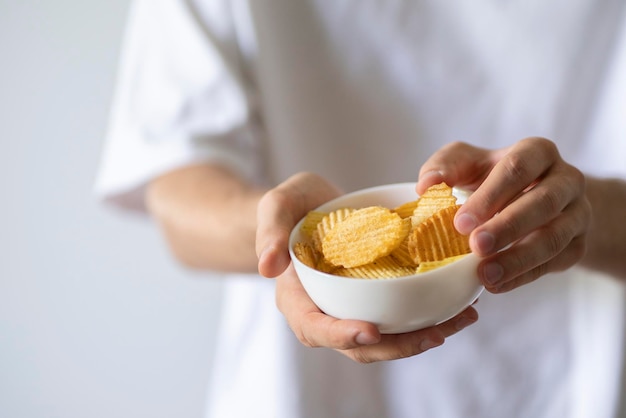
[288,183,484,334]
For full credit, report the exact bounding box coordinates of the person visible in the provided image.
[95,1,626,417]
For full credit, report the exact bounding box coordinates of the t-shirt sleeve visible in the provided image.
[94,0,261,212]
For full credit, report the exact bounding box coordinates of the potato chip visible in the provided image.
[299,210,327,238]
[415,254,468,273]
[408,204,470,264]
[334,256,415,279]
[392,199,419,219]
[389,218,417,267]
[293,242,318,269]
[294,183,472,279]
[411,182,458,227]
[390,239,415,267]
[312,208,356,251]
[293,241,337,274]
[322,206,405,268]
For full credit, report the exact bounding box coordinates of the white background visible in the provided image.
[0,1,223,417]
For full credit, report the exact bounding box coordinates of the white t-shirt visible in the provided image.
[96,1,626,417]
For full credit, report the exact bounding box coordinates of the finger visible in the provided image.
[455,138,561,235]
[417,141,498,195]
[488,235,587,293]
[341,306,478,363]
[468,164,586,256]
[435,306,480,338]
[275,264,381,349]
[478,200,590,291]
[256,173,342,278]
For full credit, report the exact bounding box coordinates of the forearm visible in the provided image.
[580,176,626,280]
[145,163,266,273]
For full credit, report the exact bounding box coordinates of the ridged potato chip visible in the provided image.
[415,254,468,273]
[408,204,470,264]
[299,211,327,238]
[334,256,416,279]
[293,242,318,269]
[389,218,417,267]
[322,206,406,268]
[411,182,458,227]
[392,199,419,219]
[293,241,337,274]
[312,208,356,252]
[293,183,472,279]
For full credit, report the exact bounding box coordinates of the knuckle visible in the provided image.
[283,313,319,348]
[544,224,569,256]
[349,348,374,364]
[499,213,523,242]
[541,138,559,158]
[561,165,586,197]
[507,252,528,277]
[525,137,558,158]
[397,343,421,359]
[569,166,586,189]
[568,235,588,264]
[442,140,468,153]
[258,188,286,215]
[294,327,317,348]
[536,186,565,216]
[502,152,532,182]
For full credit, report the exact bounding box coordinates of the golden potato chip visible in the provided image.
[293,242,318,269]
[322,206,405,268]
[411,182,458,227]
[421,182,453,197]
[415,254,468,273]
[389,218,417,267]
[299,210,327,238]
[392,199,419,219]
[293,241,337,274]
[334,256,415,279]
[390,239,415,267]
[316,255,339,274]
[293,183,471,279]
[408,204,470,264]
[312,207,356,251]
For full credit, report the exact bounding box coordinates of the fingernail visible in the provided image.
[481,262,503,286]
[419,338,442,352]
[473,231,495,254]
[455,212,478,235]
[355,332,379,345]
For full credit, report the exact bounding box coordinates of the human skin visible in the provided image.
[146,137,626,362]
[146,165,478,362]
[415,138,626,288]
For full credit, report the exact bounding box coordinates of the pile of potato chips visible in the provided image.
[293,183,471,279]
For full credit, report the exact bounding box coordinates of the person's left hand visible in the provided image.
[417,138,592,293]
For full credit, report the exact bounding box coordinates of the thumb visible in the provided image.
[256,172,342,278]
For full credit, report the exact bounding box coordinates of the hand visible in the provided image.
[275,263,478,363]
[417,138,591,293]
[256,172,478,362]
[256,172,344,278]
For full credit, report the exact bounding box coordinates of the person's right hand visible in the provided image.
[256,172,478,363]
